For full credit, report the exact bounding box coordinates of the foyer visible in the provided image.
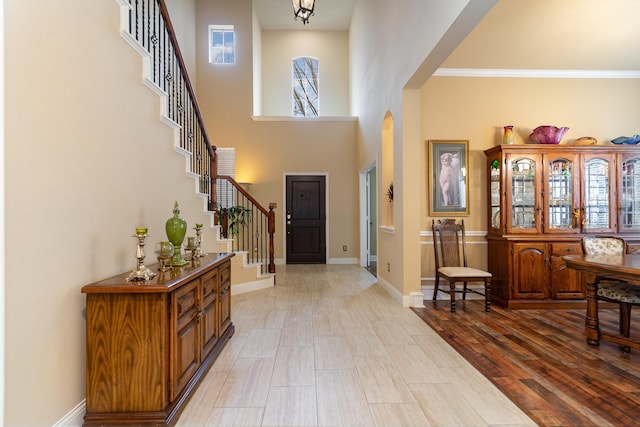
[176,264,534,426]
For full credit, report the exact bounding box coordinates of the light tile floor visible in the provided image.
[176,264,536,427]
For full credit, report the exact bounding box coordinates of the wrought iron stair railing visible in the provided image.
[216,176,276,274]
[119,0,275,275]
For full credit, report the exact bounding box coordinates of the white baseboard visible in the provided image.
[328,257,359,264]
[231,277,275,295]
[421,279,486,301]
[376,276,426,308]
[53,400,85,427]
[274,258,360,265]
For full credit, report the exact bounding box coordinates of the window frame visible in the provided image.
[209,25,235,65]
[292,56,319,117]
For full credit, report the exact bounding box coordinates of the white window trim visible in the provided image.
[209,24,235,65]
[292,56,319,117]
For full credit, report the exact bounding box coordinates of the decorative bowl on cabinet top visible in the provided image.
[611,134,640,145]
[529,126,569,145]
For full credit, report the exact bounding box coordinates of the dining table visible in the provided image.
[563,254,640,350]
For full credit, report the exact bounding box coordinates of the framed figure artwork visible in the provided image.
[428,140,470,216]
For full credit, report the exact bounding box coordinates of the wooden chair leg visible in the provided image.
[462,283,468,300]
[484,279,491,313]
[449,281,456,313]
[620,303,632,353]
[433,276,440,301]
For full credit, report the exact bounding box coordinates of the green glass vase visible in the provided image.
[166,201,188,266]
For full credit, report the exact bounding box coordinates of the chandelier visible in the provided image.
[292,0,315,25]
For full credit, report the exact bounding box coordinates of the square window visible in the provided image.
[209,25,235,64]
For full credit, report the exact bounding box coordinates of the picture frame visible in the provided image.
[428,140,470,216]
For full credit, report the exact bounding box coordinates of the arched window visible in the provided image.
[292,57,318,117]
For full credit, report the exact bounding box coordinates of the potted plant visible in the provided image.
[216,205,253,238]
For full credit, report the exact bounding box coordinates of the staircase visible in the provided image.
[208,226,275,294]
[115,0,275,292]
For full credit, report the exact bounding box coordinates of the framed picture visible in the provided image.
[428,140,470,216]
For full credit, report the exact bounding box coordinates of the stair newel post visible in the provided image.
[209,145,218,212]
[268,203,277,274]
[220,208,229,239]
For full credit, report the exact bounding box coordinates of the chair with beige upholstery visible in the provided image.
[581,235,640,352]
[432,219,491,313]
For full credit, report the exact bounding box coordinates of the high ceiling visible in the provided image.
[254,0,355,31]
[254,0,640,71]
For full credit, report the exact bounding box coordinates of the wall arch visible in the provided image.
[381,111,394,226]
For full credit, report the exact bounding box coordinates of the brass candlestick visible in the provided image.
[155,241,174,273]
[194,223,207,258]
[126,228,157,282]
[184,236,198,262]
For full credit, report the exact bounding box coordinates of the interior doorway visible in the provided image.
[360,163,377,275]
[285,174,327,264]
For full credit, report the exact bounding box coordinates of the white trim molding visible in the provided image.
[379,225,395,234]
[434,68,640,79]
[252,115,357,122]
[53,400,85,427]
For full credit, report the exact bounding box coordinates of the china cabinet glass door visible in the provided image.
[490,159,501,230]
[507,155,541,233]
[582,154,615,233]
[544,154,579,233]
[620,156,640,232]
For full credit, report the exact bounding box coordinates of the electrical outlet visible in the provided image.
[342,245,347,251]
[387,262,390,272]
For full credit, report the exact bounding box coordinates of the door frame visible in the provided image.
[360,162,377,268]
[283,172,329,264]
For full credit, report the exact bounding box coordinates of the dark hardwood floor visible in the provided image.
[411,300,640,426]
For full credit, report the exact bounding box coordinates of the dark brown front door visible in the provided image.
[286,175,326,264]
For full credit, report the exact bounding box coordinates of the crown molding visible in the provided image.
[434,68,640,79]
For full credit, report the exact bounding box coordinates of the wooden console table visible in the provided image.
[81,253,235,427]
[563,254,640,350]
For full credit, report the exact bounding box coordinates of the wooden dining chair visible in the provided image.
[581,235,640,352]
[432,219,491,313]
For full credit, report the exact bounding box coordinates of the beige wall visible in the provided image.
[349,0,489,297]
[419,76,640,279]
[195,0,359,262]
[5,1,221,424]
[6,0,639,424]
[261,30,350,116]
[166,0,197,81]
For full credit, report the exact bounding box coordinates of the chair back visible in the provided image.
[432,219,467,269]
[581,235,627,256]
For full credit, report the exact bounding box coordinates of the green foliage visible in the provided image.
[218,205,252,236]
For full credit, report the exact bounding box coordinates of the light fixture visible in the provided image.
[292,0,315,25]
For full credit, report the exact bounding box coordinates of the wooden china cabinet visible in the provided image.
[485,144,640,309]
[82,253,234,426]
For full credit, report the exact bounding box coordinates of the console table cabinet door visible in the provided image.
[201,269,220,357]
[85,292,169,413]
[171,279,201,399]
[220,262,232,334]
